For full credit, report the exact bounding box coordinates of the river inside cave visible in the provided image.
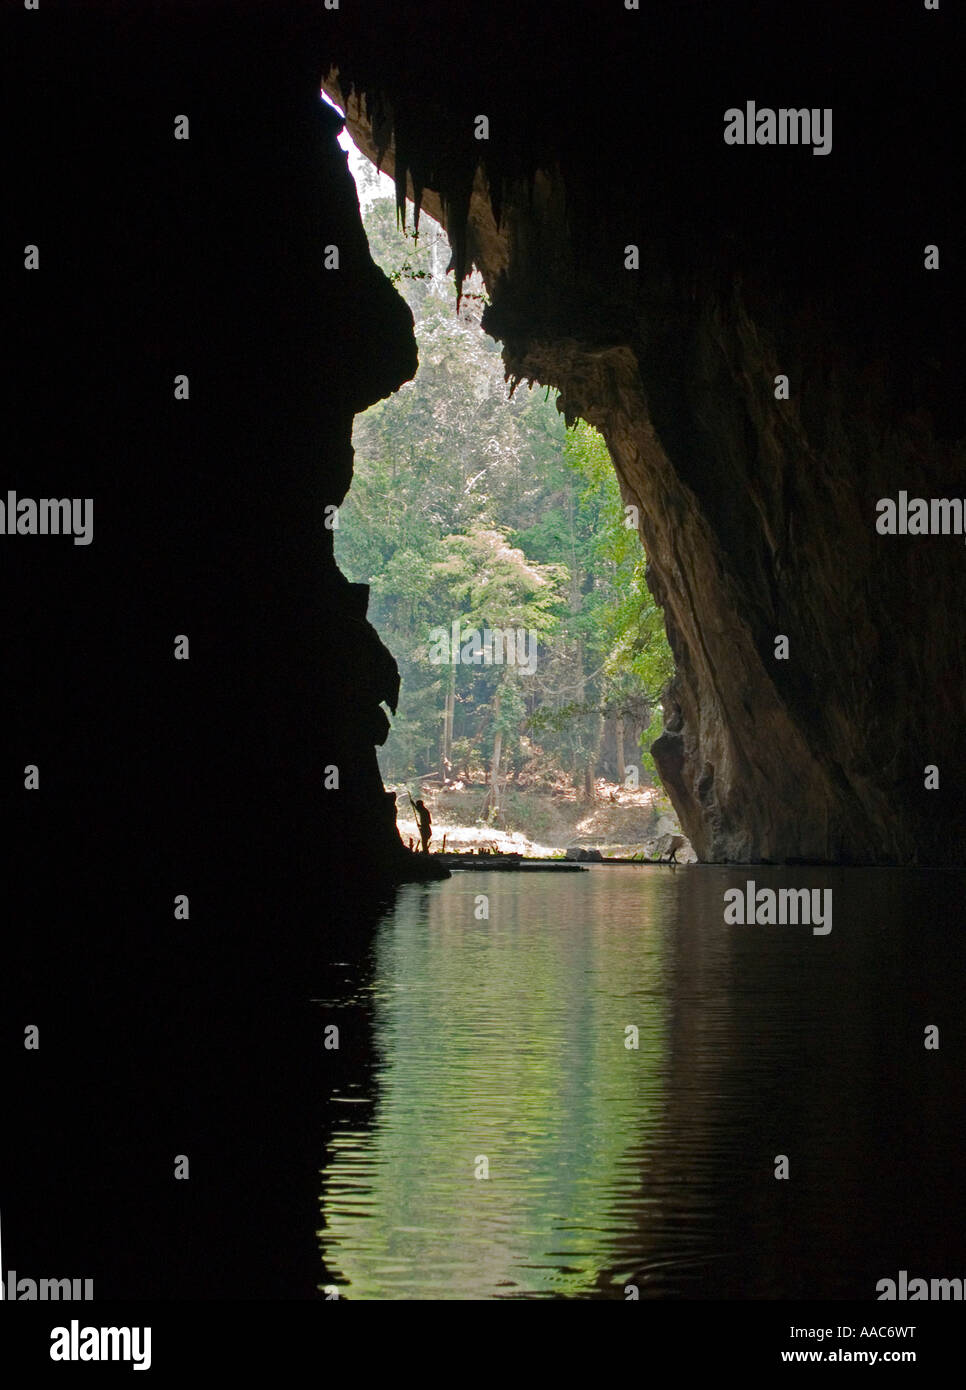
[315,865,966,1299]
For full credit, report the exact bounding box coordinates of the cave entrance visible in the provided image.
[327,100,678,862]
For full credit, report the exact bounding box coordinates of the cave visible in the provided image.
[6,0,964,1314]
[10,0,952,879]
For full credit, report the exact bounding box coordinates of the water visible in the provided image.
[315,866,966,1300]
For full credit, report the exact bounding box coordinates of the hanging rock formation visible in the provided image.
[320,0,965,864]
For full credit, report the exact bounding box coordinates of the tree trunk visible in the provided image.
[584,709,604,801]
[440,663,455,780]
[489,688,503,817]
[615,712,626,786]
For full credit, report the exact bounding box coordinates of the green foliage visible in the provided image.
[640,705,666,781]
[335,193,675,794]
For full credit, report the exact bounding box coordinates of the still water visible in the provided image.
[316,866,966,1299]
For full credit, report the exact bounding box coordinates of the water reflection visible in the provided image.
[317,866,966,1299]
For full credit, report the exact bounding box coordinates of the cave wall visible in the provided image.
[8,4,419,913]
[321,0,965,864]
[5,2,424,1295]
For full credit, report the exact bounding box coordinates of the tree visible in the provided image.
[428,528,565,815]
[334,191,675,802]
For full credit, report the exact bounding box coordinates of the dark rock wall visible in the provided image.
[322,0,965,864]
[5,3,418,1295]
[7,5,417,928]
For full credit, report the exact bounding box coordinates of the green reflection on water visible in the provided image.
[319,868,669,1299]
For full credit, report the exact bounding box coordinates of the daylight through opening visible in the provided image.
[330,109,684,864]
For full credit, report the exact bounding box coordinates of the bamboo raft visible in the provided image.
[435,853,587,871]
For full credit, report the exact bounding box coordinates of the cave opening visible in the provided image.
[315,0,964,871]
[326,98,684,864]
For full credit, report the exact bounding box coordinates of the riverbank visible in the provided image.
[390,778,696,862]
